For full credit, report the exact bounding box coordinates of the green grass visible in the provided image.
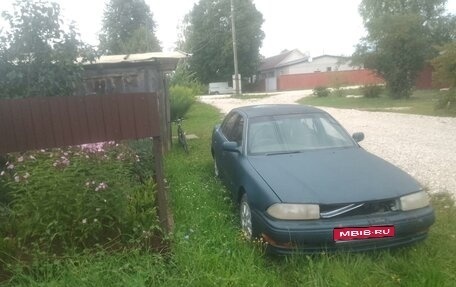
[4,102,456,286]
[299,89,456,117]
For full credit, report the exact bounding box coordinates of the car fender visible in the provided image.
[234,157,281,212]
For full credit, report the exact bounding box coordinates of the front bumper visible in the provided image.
[252,206,435,254]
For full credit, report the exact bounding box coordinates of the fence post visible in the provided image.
[153,136,172,233]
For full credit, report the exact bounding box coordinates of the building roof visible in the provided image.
[312,54,350,61]
[259,49,307,72]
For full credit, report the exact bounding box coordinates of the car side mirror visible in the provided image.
[352,132,365,143]
[223,141,241,153]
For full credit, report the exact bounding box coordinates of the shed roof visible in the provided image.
[82,51,189,71]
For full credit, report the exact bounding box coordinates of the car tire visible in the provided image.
[240,193,255,240]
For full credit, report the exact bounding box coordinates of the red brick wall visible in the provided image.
[415,65,434,89]
[277,69,384,91]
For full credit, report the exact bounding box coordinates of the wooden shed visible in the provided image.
[79,51,187,150]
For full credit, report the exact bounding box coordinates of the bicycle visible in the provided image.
[174,118,189,154]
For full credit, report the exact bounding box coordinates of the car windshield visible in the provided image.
[247,112,355,155]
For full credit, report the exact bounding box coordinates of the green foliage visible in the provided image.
[313,86,330,97]
[436,89,456,110]
[169,86,198,121]
[331,87,345,97]
[432,42,456,88]
[3,103,456,286]
[183,0,264,84]
[0,0,96,99]
[362,84,383,98]
[0,143,160,256]
[354,0,455,99]
[99,0,161,54]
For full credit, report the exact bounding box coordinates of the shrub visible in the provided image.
[361,85,383,98]
[331,87,345,97]
[436,89,456,110]
[170,85,198,121]
[0,143,160,253]
[313,86,330,97]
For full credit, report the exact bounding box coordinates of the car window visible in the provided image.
[221,112,244,145]
[248,113,354,155]
[230,117,244,145]
[221,112,238,137]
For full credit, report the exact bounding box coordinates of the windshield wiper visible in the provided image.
[266,150,301,156]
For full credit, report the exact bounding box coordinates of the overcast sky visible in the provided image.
[1,0,455,58]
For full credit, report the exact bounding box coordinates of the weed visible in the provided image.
[313,86,331,97]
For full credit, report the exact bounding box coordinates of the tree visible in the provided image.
[354,0,455,98]
[99,0,161,54]
[182,0,264,84]
[432,42,456,88]
[0,0,95,99]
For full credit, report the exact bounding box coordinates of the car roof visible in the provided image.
[232,104,325,118]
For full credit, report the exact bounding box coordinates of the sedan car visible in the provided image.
[211,104,435,254]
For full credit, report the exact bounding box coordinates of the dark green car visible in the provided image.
[211,104,435,254]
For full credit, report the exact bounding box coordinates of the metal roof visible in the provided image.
[81,51,189,71]
[89,51,188,64]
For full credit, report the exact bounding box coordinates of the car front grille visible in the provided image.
[320,199,398,218]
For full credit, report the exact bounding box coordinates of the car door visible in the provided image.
[214,112,245,191]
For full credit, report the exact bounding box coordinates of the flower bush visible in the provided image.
[0,140,160,257]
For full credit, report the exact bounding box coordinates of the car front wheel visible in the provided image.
[240,193,254,240]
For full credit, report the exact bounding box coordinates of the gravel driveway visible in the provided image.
[199,91,456,197]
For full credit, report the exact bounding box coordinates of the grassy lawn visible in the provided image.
[4,102,456,286]
[299,89,456,117]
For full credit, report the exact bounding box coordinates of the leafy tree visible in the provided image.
[432,42,456,88]
[182,0,264,84]
[0,0,95,99]
[432,42,456,109]
[354,0,455,99]
[99,0,161,54]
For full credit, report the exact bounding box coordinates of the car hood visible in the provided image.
[248,148,421,204]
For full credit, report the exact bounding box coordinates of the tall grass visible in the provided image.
[3,102,456,286]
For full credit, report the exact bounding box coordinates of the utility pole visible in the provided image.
[230,0,241,95]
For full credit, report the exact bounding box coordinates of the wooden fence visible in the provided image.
[0,93,160,153]
[0,93,171,232]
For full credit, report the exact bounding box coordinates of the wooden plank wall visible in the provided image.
[0,93,160,154]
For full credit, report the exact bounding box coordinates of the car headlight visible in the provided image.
[267,203,320,220]
[400,191,430,211]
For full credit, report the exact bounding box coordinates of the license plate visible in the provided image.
[333,226,395,241]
